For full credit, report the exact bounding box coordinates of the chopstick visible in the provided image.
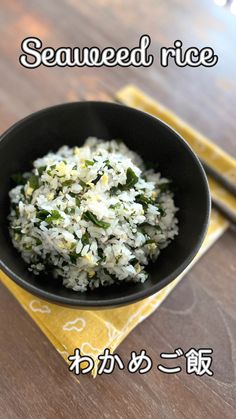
[211,196,236,225]
[202,161,236,197]
[200,161,236,224]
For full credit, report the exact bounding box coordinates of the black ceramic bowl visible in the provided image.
[0,102,210,308]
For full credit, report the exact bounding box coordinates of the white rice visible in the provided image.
[8,138,178,292]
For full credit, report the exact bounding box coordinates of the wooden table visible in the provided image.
[0,1,236,418]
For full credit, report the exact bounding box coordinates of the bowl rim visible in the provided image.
[0,101,211,308]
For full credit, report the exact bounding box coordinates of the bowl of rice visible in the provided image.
[0,102,210,308]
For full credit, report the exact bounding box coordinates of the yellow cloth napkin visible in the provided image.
[1,85,235,377]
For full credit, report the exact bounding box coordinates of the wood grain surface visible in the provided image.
[0,1,236,418]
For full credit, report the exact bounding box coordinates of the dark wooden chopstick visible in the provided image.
[211,197,236,225]
[200,161,236,225]
[202,161,236,197]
